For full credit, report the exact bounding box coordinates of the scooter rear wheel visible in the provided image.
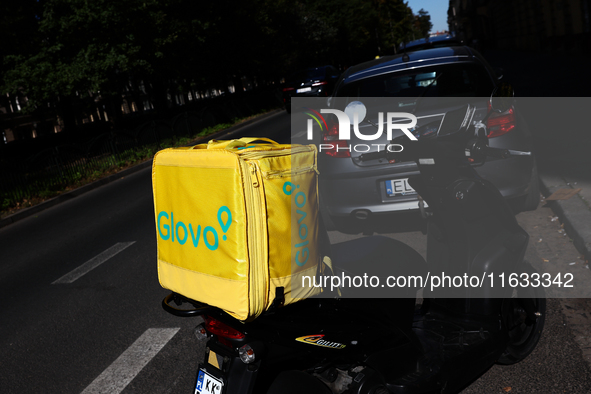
[497,267,546,365]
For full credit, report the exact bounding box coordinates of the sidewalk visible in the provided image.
[0,109,283,229]
[539,169,591,262]
[482,49,591,261]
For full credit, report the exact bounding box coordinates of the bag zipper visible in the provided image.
[240,146,318,179]
[238,145,312,160]
[263,165,319,179]
[241,159,268,317]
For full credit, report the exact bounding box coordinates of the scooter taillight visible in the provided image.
[204,316,245,340]
[322,122,351,157]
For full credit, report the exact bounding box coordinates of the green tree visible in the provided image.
[1,0,420,133]
[2,0,211,124]
[414,8,433,38]
[375,0,416,55]
[308,0,415,63]
[0,1,43,112]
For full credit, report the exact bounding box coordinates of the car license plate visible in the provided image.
[195,369,223,394]
[386,178,417,196]
[297,87,312,93]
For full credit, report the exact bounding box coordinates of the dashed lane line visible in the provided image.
[52,242,136,284]
[81,328,180,394]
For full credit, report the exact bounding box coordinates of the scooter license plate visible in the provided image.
[195,368,223,394]
[386,178,417,196]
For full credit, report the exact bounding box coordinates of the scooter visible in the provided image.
[162,86,546,394]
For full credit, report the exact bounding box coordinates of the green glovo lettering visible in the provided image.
[203,226,219,251]
[157,207,231,251]
[189,224,201,247]
[284,181,311,267]
[157,211,170,240]
[175,221,188,245]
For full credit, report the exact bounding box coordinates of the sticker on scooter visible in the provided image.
[295,334,346,349]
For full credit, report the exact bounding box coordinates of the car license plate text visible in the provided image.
[297,87,312,93]
[195,369,223,394]
[386,178,416,196]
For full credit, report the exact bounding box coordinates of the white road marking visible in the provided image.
[52,242,136,284]
[81,328,180,394]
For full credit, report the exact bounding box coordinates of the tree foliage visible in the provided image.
[2,0,430,123]
[415,8,433,37]
[4,0,204,109]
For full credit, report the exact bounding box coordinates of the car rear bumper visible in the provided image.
[319,154,534,218]
[319,157,422,217]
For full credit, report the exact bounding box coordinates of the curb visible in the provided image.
[538,172,591,261]
[0,109,284,229]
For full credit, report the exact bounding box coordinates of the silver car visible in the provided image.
[315,46,539,233]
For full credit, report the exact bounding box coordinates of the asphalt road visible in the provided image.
[1,110,591,393]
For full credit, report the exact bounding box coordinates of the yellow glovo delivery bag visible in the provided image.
[152,137,322,321]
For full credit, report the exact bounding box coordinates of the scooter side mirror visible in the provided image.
[490,82,514,113]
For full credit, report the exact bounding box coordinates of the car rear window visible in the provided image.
[336,63,493,100]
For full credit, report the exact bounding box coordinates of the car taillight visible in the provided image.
[204,316,245,340]
[322,122,350,157]
[487,104,516,138]
[312,81,328,87]
[282,87,295,92]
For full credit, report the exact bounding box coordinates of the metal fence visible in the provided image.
[0,92,282,211]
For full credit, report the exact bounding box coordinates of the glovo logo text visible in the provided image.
[157,206,232,251]
[283,181,311,267]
